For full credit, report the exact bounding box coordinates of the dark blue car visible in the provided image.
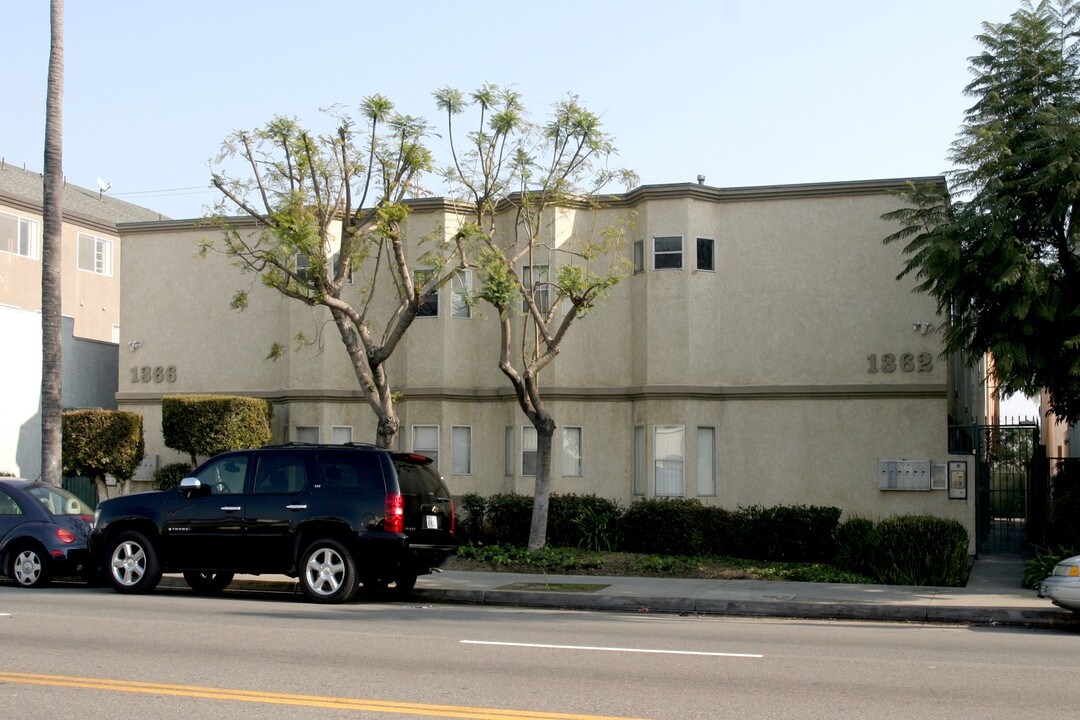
[0,478,95,588]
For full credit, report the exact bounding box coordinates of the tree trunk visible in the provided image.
[527,415,556,551]
[40,0,64,485]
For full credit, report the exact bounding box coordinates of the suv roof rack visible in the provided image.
[261,441,381,450]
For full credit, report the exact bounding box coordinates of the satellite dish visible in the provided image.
[96,177,112,193]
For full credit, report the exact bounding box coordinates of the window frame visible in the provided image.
[562,426,583,477]
[652,236,683,271]
[451,269,472,319]
[451,425,472,475]
[653,425,685,497]
[696,237,715,272]
[521,264,551,314]
[412,424,440,469]
[521,425,538,477]
[697,426,717,497]
[330,425,353,445]
[0,211,39,259]
[295,426,320,444]
[77,232,114,276]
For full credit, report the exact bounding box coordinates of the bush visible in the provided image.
[485,493,534,546]
[1023,544,1079,590]
[868,515,970,587]
[162,394,272,466]
[456,492,488,543]
[62,409,145,498]
[619,498,732,556]
[154,462,193,491]
[1047,461,1080,548]
[732,505,842,563]
[547,494,623,550]
[834,516,876,575]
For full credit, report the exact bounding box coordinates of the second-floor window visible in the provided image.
[521,265,550,313]
[653,236,683,270]
[0,212,39,259]
[78,233,113,276]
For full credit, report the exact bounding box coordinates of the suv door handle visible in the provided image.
[286,504,308,511]
[220,505,242,512]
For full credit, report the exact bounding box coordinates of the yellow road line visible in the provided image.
[0,671,649,720]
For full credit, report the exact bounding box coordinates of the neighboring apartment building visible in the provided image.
[116,177,985,543]
[0,161,167,478]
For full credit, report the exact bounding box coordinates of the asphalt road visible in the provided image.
[1,583,1077,720]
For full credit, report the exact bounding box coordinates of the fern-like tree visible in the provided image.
[436,85,636,550]
[208,99,468,448]
[884,0,1080,422]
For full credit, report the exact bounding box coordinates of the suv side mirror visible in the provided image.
[178,477,211,498]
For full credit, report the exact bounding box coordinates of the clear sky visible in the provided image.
[5,0,1028,221]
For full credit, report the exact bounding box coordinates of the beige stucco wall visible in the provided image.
[116,178,978,544]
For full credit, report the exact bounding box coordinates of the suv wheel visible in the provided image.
[299,539,357,604]
[107,531,162,594]
[183,571,235,595]
[10,544,50,588]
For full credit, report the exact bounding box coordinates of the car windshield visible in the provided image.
[26,485,94,516]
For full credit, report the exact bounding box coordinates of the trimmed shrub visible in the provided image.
[162,394,272,466]
[619,498,731,556]
[733,505,842,563]
[154,462,193,491]
[868,515,970,587]
[485,493,533,546]
[1047,460,1080,548]
[62,409,145,499]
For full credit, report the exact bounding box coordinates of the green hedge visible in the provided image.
[862,515,970,587]
[162,394,272,465]
[62,409,145,483]
[154,462,194,491]
[733,505,842,563]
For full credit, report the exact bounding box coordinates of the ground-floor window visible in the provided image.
[522,426,537,476]
[654,425,685,496]
[697,426,716,496]
[451,426,472,475]
[331,426,353,445]
[412,425,440,469]
[295,426,319,444]
[562,426,582,477]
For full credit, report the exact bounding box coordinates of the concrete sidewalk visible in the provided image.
[163,553,1080,629]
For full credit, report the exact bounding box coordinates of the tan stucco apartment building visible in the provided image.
[116,177,986,541]
[0,162,166,478]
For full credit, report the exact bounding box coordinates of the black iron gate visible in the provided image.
[962,424,1045,553]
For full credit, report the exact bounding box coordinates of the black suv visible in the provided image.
[89,443,457,603]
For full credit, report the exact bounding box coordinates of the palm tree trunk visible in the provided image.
[40,0,65,485]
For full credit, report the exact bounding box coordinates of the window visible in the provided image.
[451,269,472,318]
[451,426,472,475]
[294,253,310,283]
[521,426,537,476]
[696,238,715,272]
[412,425,440,468]
[0,212,39,258]
[562,426,582,477]
[653,236,682,270]
[654,425,685,496]
[0,489,22,516]
[504,426,515,476]
[633,240,644,273]
[193,454,250,495]
[521,264,550,314]
[415,269,438,317]
[633,426,646,495]
[255,454,307,495]
[331,426,353,445]
[111,325,121,343]
[77,233,113,275]
[296,426,319,444]
[697,427,716,496]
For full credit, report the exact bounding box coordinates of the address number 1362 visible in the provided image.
[867,353,933,373]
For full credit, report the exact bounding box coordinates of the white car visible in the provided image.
[1039,554,1080,613]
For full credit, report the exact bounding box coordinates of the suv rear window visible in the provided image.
[317,450,385,493]
[392,456,447,495]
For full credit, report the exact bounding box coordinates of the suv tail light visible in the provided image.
[384,493,404,534]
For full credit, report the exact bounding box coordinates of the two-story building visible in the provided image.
[0,162,167,478]
[115,176,986,541]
